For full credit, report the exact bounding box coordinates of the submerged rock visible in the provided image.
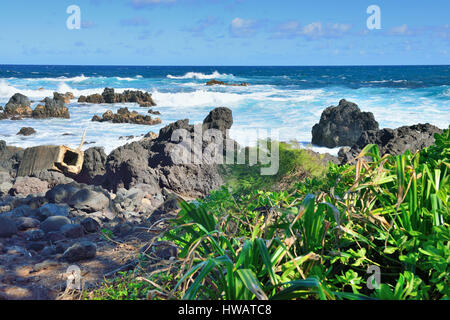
[312,99,379,148]
[206,79,249,86]
[17,127,36,136]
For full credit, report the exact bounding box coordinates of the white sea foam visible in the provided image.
[166,71,233,80]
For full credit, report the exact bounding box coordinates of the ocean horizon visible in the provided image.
[1,64,449,154]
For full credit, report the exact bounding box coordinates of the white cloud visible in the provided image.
[229,17,259,37]
[388,24,409,35]
[130,0,176,8]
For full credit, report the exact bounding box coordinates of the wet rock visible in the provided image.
[4,93,32,117]
[62,241,97,262]
[77,95,87,103]
[17,127,36,136]
[10,177,49,197]
[32,93,70,119]
[80,217,100,233]
[338,123,443,164]
[0,217,18,238]
[92,107,162,126]
[312,99,379,148]
[85,93,105,104]
[60,224,83,238]
[206,79,250,86]
[40,216,71,233]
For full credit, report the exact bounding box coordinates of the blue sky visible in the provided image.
[0,0,449,65]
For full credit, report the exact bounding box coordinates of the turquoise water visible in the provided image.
[0,65,449,154]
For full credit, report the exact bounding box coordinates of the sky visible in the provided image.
[0,0,449,65]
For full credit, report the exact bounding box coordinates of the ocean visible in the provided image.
[0,65,449,155]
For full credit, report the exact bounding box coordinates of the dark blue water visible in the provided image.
[0,65,449,154]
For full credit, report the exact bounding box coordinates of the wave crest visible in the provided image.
[166,71,233,80]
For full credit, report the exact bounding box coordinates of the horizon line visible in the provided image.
[1,63,449,68]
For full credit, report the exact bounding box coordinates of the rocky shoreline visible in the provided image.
[0,95,444,299]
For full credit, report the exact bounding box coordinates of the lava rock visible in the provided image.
[36,203,69,221]
[80,217,100,233]
[75,147,107,185]
[68,188,110,213]
[40,216,71,233]
[62,241,97,262]
[4,93,32,117]
[17,127,36,136]
[10,177,49,197]
[15,217,40,230]
[0,217,18,237]
[338,123,443,164]
[311,99,379,148]
[60,224,84,238]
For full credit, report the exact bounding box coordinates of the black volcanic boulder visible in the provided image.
[312,99,379,148]
[83,88,156,106]
[92,107,162,125]
[202,106,233,135]
[75,147,107,185]
[338,123,443,164]
[103,107,235,197]
[0,140,24,177]
[32,93,70,119]
[4,93,32,117]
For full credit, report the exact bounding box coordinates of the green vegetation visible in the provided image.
[88,128,449,300]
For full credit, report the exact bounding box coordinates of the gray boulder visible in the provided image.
[0,217,18,237]
[68,188,110,213]
[62,241,97,262]
[40,216,71,233]
[80,217,100,233]
[312,99,379,148]
[36,203,69,221]
[10,176,49,197]
[75,147,107,185]
[15,217,40,230]
[60,224,84,238]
